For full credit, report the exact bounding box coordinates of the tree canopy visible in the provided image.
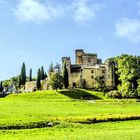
[108,54,140,98]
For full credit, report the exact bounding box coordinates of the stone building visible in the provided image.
[62,49,115,89]
[25,78,50,92]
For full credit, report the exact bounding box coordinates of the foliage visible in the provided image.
[54,63,61,73]
[62,62,69,89]
[40,66,45,80]
[19,62,26,87]
[29,68,32,81]
[106,90,121,99]
[0,81,3,92]
[94,76,106,91]
[44,72,48,79]
[36,69,41,90]
[49,73,63,90]
[48,62,54,77]
[108,54,140,98]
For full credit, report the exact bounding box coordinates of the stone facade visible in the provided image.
[25,78,50,92]
[62,49,115,88]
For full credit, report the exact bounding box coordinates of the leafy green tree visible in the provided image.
[49,72,63,90]
[36,69,41,90]
[94,76,106,91]
[19,62,26,86]
[29,68,32,81]
[62,62,69,89]
[108,54,140,98]
[11,76,19,89]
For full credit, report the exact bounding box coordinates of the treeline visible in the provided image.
[108,54,140,98]
[1,61,69,91]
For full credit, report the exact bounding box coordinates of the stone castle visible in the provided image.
[25,49,115,91]
[62,49,115,88]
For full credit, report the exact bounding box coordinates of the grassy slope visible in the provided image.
[0,89,140,127]
[0,89,140,139]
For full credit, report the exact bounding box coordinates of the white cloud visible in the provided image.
[14,0,101,24]
[14,0,64,23]
[115,18,140,43]
[72,0,100,24]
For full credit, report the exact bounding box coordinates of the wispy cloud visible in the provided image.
[14,0,64,23]
[72,0,101,24]
[14,0,101,24]
[115,18,140,43]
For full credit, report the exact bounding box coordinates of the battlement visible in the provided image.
[62,57,71,61]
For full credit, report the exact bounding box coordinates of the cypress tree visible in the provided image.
[40,66,45,80]
[19,62,26,86]
[37,68,41,90]
[44,72,48,79]
[29,68,32,81]
[63,62,69,89]
[0,81,3,92]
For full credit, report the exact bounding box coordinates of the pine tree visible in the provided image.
[29,68,32,81]
[40,66,45,80]
[36,68,41,90]
[63,62,69,89]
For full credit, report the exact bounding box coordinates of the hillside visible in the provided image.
[0,89,140,139]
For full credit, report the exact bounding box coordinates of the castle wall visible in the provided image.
[69,73,81,87]
[63,49,115,89]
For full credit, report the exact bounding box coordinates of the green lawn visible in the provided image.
[0,89,140,139]
[0,120,140,140]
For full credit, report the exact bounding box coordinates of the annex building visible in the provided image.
[62,49,115,88]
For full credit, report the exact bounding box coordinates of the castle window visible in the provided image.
[91,70,94,73]
[91,75,94,79]
[102,69,105,73]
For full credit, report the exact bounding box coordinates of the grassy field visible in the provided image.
[0,89,140,139]
[0,120,140,140]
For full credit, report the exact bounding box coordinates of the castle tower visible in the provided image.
[62,57,71,73]
[75,49,84,65]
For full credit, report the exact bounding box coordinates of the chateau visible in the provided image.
[25,49,115,91]
[62,49,115,88]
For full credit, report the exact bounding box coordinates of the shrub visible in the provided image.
[106,90,121,99]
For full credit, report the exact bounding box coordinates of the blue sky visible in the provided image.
[0,0,140,80]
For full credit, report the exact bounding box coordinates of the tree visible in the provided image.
[29,68,32,81]
[0,81,3,92]
[19,62,26,87]
[36,68,41,90]
[40,66,45,80]
[44,72,48,79]
[94,76,106,91]
[49,72,63,90]
[48,62,54,77]
[54,63,61,73]
[62,62,69,89]
[108,54,140,98]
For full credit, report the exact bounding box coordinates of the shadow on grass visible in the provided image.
[0,94,8,98]
[59,89,101,100]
